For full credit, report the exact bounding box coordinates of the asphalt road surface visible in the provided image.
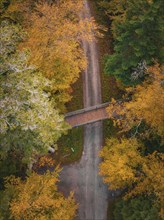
[59,1,109,219]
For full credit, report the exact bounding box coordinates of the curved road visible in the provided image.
[59,1,108,219]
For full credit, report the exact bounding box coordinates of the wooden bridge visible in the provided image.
[65,102,110,127]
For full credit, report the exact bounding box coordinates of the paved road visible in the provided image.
[59,1,108,219]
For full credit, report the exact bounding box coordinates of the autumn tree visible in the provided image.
[99,138,143,190]
[11,0,98,110]
[100,64,164,219]
[98,0,129,36]
[99,138,164,218]
[0,168,77,220]
[107,64,164,137]
[127,152,164,208]
[3,0,100,110]
[0,18,68,177]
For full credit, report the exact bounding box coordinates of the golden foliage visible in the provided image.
[37,156,55,168]
[99,138,164,218]
[126,152,164,200]
[11,0,98,108]
[102,64,164,218]
[5,0,100,109]
[99,0,129,37]
[3,168,77,220]
[99,138,143,190]
[126,152,164,219]
[107,64,164,137]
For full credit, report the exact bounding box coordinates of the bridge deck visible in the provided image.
[65,103,110,127]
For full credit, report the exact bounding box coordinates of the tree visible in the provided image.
[0,168,77,220]
[16,0,98,109]
[104,0,163,84]
[107,64,164,137]
[4,0,100,110]
[114,196,161,220]
[99,138,143,190]
[98,0,129,36]
[0,18,68,174]
[127,152,164,208]
[0,0,10,15]
[100,63,164,219]
[0,68,68,160]
[99,138,164,218]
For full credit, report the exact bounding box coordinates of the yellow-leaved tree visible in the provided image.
[98,0,129,37]
[99,138,143,189]
[100,64,164,219]
[20,0,98,109]
[107,64,164,137]
[99,138,164,217]
[0,167,77,220]
[5,0,99,110]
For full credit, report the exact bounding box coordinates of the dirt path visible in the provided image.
[59,1,108,219]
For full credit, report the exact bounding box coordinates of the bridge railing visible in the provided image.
[65,102,111,118]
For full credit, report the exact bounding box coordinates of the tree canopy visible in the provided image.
[107,64,164,137]
[101,0,163,84]
[0,19,68,172]
[0,168,77,220]
[100,64,164,219]
[5,0,98,110]
[114,196,161,220]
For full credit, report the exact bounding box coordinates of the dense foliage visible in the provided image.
[100,64,164,219]
[0,168,77,220]
[0,13,67,177]
[114,196,161,220]
[0,0,95,218]
[0,0,163,219]
[99,0,163,84]
[0,0,96,174]
[98,2,163,217]
[100,63,164,218]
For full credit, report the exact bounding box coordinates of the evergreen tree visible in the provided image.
[114,196,161,220]
[104,0,163,84]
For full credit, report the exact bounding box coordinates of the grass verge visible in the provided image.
[56,73,83,164]
[66,73,83,112]
[56,127,83,165]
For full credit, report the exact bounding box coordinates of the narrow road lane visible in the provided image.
[59,1,108,219]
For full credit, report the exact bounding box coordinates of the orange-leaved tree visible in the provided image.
[99,138,164,218]
[107,64,164,137]
[0,167,77,220]
[19,0,98,108]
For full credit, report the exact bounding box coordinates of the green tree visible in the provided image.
[104,0,163,84]
[0,19,68,174]
[114,196,161,220]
